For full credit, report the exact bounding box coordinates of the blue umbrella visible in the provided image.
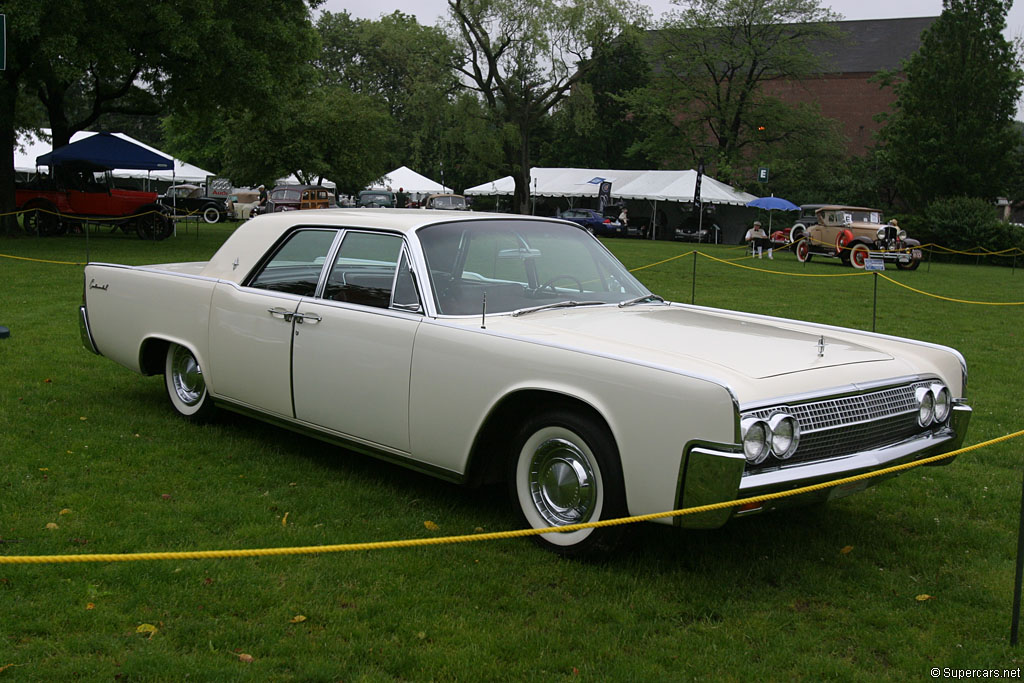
[747,195,800,211]
[746,195,800,233]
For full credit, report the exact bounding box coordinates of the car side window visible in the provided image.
[323,232,404,309]
[391,249,421,312]
[248,229,338,296]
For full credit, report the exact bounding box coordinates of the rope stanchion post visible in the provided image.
[872,272,878,333]
[691,249,697,305]
[1012,461,1024,645]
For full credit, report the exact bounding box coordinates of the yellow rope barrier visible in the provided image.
[877,273,1024,306]
[698,250,870,277]
[628,250,695,273]
[0,252,86,266]
[2,429,1020,565]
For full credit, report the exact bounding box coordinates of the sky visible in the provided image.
[323,0,1024,117]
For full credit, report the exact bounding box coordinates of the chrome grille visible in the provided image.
[743,381,935,471]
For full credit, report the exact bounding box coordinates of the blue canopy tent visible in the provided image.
[36,132,173,171]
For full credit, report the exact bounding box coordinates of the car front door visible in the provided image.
[290,231,421,453]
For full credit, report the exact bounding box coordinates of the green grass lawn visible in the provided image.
[2,224,1024,680]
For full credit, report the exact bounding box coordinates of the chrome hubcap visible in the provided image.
[171,346,205,406]
[528,438,597,526]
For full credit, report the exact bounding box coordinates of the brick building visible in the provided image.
[765,17,937,155]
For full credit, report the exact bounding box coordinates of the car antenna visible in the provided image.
[480,292,487,329]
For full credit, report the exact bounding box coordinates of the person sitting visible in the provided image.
[745,220,772,259]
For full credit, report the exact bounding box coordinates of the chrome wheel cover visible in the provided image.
[171,346,205,406]
[528,437,597,526]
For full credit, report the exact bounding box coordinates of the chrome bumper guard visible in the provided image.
[676,403,971,529]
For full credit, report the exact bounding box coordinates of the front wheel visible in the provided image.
[849,243,871,269]
[897,247,922,270]
[164,343,215,420]
[508,410,626,556]
[795,237,812,263]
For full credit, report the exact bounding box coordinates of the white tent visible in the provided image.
[15,128,213,183]
[464,167,756,206]
[370,166,451,195]
[275,174,337,191]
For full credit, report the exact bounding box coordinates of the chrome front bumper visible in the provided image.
[676,402,971,529]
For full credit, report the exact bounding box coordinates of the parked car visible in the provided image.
[16,165,171,240]
[257,184,332,214]
[423,194,468,210]
[358,189,396,208]
[795,205,923,270]
[158,184,230,224]
[80,209,970,555]
[227,190,260,220]
[769,204,829,249]
[559,208,624,237]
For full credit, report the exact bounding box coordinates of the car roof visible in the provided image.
[202,209,581,283]
[815,205,883,213]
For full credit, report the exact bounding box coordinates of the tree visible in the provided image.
[878,0,1023,209]
[540,28,651,169]
[0,0,319,233]
[628,0,841,184]
[445,0,647,214]
[316,11,459,179]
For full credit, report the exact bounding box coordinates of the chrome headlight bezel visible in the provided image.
[876,228,886,241]
[915,385,935,426]
[931,383,951,423]
[741,417,771,464]
[767,413,800,459]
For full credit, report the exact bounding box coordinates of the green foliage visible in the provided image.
[446,0,649,212]
[879,0,1024,209]
[540,28,651,169]
[912,196,1024,262]
[630,0,842,182]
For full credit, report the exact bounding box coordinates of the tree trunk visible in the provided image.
[0,73,21,236]
[512,125,533,215]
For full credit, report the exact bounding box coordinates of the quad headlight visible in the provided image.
[915,383,951,426]
[741,412,801,464]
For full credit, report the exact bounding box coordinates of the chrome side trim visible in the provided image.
[212,397,465,484]
[78,305,100,355]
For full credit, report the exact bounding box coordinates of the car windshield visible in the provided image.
[430,196,466,209]
[272,188,301,201]
[417,219,650,316]
[360,193,391,205]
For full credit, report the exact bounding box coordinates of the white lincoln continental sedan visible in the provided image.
[79,209,971,555]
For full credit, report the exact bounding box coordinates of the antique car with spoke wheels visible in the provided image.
[795,205,923,269]
[80,209,970,556]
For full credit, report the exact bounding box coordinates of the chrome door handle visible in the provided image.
[267,307,294,321]
[294,312,321,324]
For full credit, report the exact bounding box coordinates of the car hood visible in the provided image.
[486,304,896,381]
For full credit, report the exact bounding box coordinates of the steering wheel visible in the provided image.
[538,275,585,294]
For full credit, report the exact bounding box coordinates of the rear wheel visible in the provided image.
[164,343,215,420]
[202,205,221,223]
[849,243,871,269]
[795,237,812,263]
[136,211,172,240]
[508,409,626,556]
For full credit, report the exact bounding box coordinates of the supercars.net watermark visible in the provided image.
[931,668,1021,679]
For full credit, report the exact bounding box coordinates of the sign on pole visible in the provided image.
[757,167,769,183]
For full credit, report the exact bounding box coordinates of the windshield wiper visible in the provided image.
[511,300,606,317]
[617,294,666,308]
